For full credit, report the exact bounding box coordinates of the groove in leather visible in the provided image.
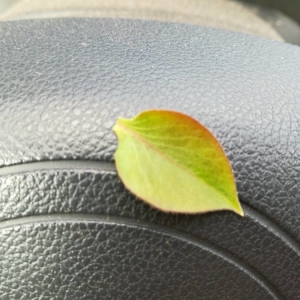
[0,168,299,299]
[0,218,279,300]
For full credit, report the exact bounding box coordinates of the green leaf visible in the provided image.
[113,110,243,216]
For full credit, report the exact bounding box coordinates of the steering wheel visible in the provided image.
[0,6,300,300]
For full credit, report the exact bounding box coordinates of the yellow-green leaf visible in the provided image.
[113,109,243,216]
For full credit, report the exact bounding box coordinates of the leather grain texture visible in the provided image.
[0,168,299,298]
[0,217,279,300]
[0,19,300,299]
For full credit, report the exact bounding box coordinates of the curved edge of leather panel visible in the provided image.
[0,160,299,259]
[0,164,299,297]
[0,213,284,299]
[0,160,299,258]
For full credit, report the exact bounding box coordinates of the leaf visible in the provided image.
[113,110,243,216]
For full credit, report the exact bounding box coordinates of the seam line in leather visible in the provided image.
[243,204,300,256]
[0,160,117,175]
[0,213,284,300]
[0,160,299,257]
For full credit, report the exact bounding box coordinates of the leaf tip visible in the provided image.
[233,203,244,217]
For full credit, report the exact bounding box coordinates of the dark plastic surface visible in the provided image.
[0,19,300,299]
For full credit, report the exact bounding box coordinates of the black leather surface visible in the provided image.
[0,216,278,300]
[0,168,299,299]
[0,19,300,299]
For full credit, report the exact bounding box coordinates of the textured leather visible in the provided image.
[0,19,300,299]
[0,169,299,299]
[0,217,279,300]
